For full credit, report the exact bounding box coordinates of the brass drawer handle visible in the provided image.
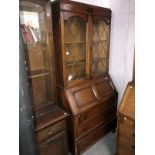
[48,129,54,135]
[123,117,127,120]
[92,85,100,99]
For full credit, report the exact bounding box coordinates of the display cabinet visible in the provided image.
[52,3,111,87]
[20,0,56,113]
[20,0,68,155]
[52,1,118,155]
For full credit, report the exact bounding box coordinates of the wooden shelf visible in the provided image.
[28,69,50,78]
[66,59,86,67]
[24,41,46,45]
[64,41,86,44]
[93,40,108,43]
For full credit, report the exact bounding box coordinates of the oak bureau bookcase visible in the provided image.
[19,0,68,155]
[51,0,118,155]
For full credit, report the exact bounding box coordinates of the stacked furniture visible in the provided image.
[19,0,68,155]
[116,82,135,155]
[51,0,118,154]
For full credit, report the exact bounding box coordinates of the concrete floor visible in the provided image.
[69,132,117,155]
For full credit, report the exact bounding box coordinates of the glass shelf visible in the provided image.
[66,61,86,67]
[23,41,47,45]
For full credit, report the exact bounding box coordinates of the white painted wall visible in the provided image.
[103,0,135,103]
[51,0,135,103]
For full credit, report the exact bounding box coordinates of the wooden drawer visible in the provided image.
[36,120,66,143]
[75,97,117,138]
[118,135,135,153]
[39,130,68,155]
[118,121,135,142]
[76,117,116,154]
[77,96,116,124]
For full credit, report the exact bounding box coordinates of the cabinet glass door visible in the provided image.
[63,13,87,82]
[91,17,110,76]
[20,1,53,112]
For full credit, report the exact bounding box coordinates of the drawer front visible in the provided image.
[76,118,116,154]
[36,120,66,143]
[75,97,117,138]
[39,130,68,155]
[118,121,135,142]
[77,96,116,124]
[118,135,135,153]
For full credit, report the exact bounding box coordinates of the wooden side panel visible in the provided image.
[52,12,64,86]
[30,75,52,111]
[57,87,72,113]
[45,1,57,103]
[119,82,135,120]
[116,82,135,155]
[117,144,134,155]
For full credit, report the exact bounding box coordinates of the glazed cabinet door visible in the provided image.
[39,130,68,155]
[19,0,56,112]
[62,12,88,84]
[91,16,111,77]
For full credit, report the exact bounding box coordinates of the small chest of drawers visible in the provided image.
[116,82,135,155]
[35,106,69,155]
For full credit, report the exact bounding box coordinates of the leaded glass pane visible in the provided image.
[92,20,110,75]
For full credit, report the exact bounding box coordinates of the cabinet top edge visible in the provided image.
[51,0,112,12]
